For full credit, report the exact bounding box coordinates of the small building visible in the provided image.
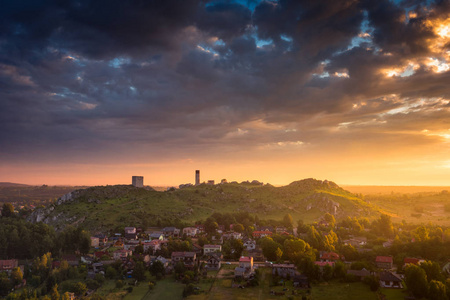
[94,234,108,245]
[182,227,199,237]
[162,227,180,237]
[235,256,254,279]
[272,264,297,278]
[155,256,169,268]
[90,237,100,248]
[347,268,372,281]
[143,240,161,254]
[171,252,197,269]
[252,230,273,239]
[239,256,253,270]
[223,232,242,240]
[206,254,222,270]
[124,227,137,240]
[94,251,110,260]
[403,257,424,267]
[379,271,403,288]
[149,232,164,241]
[113,249,132,260]
[293,274,310,288]
[320,252,340,262]
[0,259,18,274]
[203,244,222,255]
[207,180,215,185]
[375,256,393,269]
[243,239,256,251]
[314,261,335,271]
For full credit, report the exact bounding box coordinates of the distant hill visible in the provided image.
[343,185,450,195]
[27,178,381,232]
[0,182,31,187]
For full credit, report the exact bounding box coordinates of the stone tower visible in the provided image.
[195,170,200,185]
[132,176,144,188]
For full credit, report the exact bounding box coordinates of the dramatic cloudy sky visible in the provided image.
[1,0,450,186]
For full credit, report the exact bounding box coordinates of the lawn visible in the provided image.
[311,281,377,300]
[124,282,151,300]
[381,288,407,300]
[142,277,185,300]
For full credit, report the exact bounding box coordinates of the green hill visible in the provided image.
[27,178,380,231]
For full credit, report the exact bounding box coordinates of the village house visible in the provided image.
[206,253,222,270]
[192,244,203,256]
[182,227,199,237]
[114,239,124,248]
[272,264,297,278]
[94,251,110,260]
[124,227,137,240]
[203,244,222,254]
[94,234,108,245]
[90,237,100,248]
[252,230,273,239]
[293,275,310,288]
[162,227,180,237]
[379,271,403,288]
[235,256,254,279]
[113,249,132,260]
[149,232,164,240]
[195,224,205,233]
[275,226,288,234]
[155,256,169,268]
[403,257,425,267]
[0,259,18,274]
[243,239,256,251]
[124,240,140,250]
[320,252,341,262]
[171,252,197,269]
[347,268,372,281]
[223,232,242,240]
[143,240,161,254]
[314,261,335,271]
[375,256,393,269]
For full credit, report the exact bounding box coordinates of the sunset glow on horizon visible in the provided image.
[1,0,450,187]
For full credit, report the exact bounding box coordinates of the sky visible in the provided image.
[0,0,450,186]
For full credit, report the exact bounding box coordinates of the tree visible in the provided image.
[378,214,393,238]
[133,261,146,281]
[275,247,283,262]
[204,217,219,235]
[405,265,429,299]
[50,284,60,300]
[233,224,244,233]
[150,260,165,277]
[0,277,12,297]
[323,213,335,227]
[429,280,447,300]
[10,267,23,286]
[282,214,294,229]
[72,282,87,296]
[420,261,445,282]
[105,266,118,279]
[1,203,14,217]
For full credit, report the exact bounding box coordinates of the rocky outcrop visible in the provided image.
[304,193,341,215]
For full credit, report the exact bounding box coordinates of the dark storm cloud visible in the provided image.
[0,0,449,164]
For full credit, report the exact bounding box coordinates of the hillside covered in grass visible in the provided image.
[27,178,380,232]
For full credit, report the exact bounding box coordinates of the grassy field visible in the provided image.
[142,277,185,300]
[380,288,407,300]
[311,281,377,300]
